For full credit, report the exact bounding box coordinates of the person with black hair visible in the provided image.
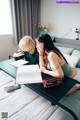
[36,34,80,95]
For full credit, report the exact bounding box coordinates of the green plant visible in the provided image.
[35,23,52,35]
[38,23,52,34]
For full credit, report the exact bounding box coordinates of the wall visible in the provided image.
[41,0,80,40]
[1,1,80,60]
[0,36,18,61]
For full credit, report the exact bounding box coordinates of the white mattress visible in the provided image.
[0,70,80,120]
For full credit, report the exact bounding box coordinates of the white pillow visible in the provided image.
[71,50,80,68]
[55,43,74,54]
[62,53,79,67]
[58,47,74,55]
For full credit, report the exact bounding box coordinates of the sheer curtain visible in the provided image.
[10,0,41,43]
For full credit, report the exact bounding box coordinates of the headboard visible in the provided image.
[54,37,80,50]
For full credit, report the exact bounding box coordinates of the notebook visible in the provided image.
[10,59,29,67]
[16,65,42,84]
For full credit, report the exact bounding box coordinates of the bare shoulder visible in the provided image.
[48,52,57,59]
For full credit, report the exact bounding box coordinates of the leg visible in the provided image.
[66,84,80,95]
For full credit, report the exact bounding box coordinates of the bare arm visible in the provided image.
[39,54,48,67]
[41,52,64,78]
[13,49,24,57]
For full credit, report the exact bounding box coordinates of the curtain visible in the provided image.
[10,0,41,43]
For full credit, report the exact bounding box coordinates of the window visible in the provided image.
[0,0,13,36]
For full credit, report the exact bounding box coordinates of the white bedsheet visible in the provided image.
[0,70,80,120]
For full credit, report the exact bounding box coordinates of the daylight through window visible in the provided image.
[0,0,13,35]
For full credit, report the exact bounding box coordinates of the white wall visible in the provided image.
[1,1,80,60]
[0,36,18,61]
[41,0,80,40]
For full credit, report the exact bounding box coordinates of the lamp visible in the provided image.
[72,28,80,40]
[75,28,80,40]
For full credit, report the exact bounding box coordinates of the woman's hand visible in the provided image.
[41,67,47,73]
[36,39,44,55]
[37,45,44,55]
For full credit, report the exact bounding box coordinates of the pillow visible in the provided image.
[56,46,74,55]
[71,50,80,68]
[62,53,79,67]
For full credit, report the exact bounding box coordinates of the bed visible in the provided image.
[0,37,80,120]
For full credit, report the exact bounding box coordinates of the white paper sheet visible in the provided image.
[10,59,29,67]
[16,65,42,84]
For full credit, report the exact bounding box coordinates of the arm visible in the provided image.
[12,49,24,60]
[41,52,64,78]
[35,39,47,66]
[39,54,48,67]
[13,49,24,57]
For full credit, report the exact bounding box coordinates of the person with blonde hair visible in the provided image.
[13,35,39,64]
[4,35,39,92]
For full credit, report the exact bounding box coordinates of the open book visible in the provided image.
[16,65,42,84]
[10,59,29,67]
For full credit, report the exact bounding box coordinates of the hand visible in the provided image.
[13,52,24,57]
[41,67,47,73]
[37,45,44,55]
[36,40,44,55]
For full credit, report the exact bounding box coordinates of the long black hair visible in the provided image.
[38,34,68,63]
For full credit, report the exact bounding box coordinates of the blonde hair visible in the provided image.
[19,36,35,51]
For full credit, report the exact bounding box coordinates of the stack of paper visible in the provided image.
[16,65,42,84]
[10,59,29,67]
